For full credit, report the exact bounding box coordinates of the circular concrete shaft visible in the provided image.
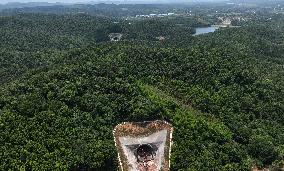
[137,144,155,162]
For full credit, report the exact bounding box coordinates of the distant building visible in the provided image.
[135,12,175,19]
[109,33,123,42]
[223,18,232,26]
[157,36,166,42]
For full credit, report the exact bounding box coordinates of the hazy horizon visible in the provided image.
[0,0,228,5]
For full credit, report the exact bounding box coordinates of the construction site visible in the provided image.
[113,120,173,171]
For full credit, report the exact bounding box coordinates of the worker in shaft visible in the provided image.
[136,144,158,171]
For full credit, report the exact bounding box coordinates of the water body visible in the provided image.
[193,26,219,36]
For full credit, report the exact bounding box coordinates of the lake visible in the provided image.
[193,26,219,36]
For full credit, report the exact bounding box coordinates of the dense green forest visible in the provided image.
[0,3,283,171]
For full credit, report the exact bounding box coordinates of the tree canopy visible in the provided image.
[0,4,283,171]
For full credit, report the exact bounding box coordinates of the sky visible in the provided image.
[0,0,86,3]
[0,0,225,4]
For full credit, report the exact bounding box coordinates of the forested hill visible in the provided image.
[0,13,203,85]
[0,9,284,171]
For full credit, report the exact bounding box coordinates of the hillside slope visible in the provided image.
[1,42,283,170]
